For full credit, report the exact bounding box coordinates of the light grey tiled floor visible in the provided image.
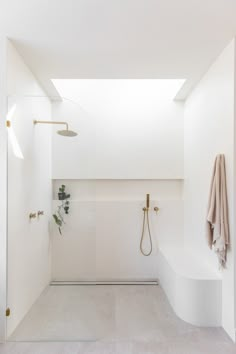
[0,285,235,353]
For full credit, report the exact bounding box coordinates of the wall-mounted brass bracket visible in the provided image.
[29,213,37,219]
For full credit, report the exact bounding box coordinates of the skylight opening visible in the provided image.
[51,79,186,107]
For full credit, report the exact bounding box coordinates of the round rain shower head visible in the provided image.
[57,129,78,137]
[33,120,78,137]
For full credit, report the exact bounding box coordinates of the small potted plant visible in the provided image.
[53,184,71,235]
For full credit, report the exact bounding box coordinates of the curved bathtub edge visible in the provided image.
[156,249,222,327]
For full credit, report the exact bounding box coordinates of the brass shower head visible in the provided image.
[33,120,77,137]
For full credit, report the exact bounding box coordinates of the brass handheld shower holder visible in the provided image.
[140,194,159,257]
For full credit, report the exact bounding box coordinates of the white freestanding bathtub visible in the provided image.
[157,244,222,327]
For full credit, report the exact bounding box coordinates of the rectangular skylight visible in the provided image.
[51,79,185,110]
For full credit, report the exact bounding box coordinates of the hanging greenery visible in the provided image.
[53,184,70,235]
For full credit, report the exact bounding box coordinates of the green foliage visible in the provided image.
[59,185,65,193]
[52,184,71,235]
[53,214,62,226]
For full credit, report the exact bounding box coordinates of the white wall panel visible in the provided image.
[7,42,52,337]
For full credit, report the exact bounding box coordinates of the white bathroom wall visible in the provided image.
[6,42,52,337]
[51,81,185,280]
[0,36,7,342]
[52,86,184,179]
[184,40,235,340]
[52,180,183,280]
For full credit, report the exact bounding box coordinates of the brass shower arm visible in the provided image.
[34,120,77,137]
[33,120,69,130]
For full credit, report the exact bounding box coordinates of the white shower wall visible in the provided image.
[7,42,52,337]
[52,91,184,179]
[52,180,183,280]
[51,83,184,281]
[184,39,236,340]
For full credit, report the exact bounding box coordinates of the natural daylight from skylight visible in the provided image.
[51,79,186,113]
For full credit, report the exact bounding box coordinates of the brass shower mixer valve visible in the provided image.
[29,212,37,220]
[142,206,159,213]
[29,211,44,220]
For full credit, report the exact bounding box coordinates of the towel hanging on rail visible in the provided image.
[206,154,229,268]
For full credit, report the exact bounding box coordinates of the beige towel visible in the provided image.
[206,154,229,267]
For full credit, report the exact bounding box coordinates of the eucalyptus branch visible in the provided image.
[52,184,71,235]
[57,202,66,224]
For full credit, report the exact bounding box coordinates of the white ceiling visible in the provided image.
[1,0,236,100]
